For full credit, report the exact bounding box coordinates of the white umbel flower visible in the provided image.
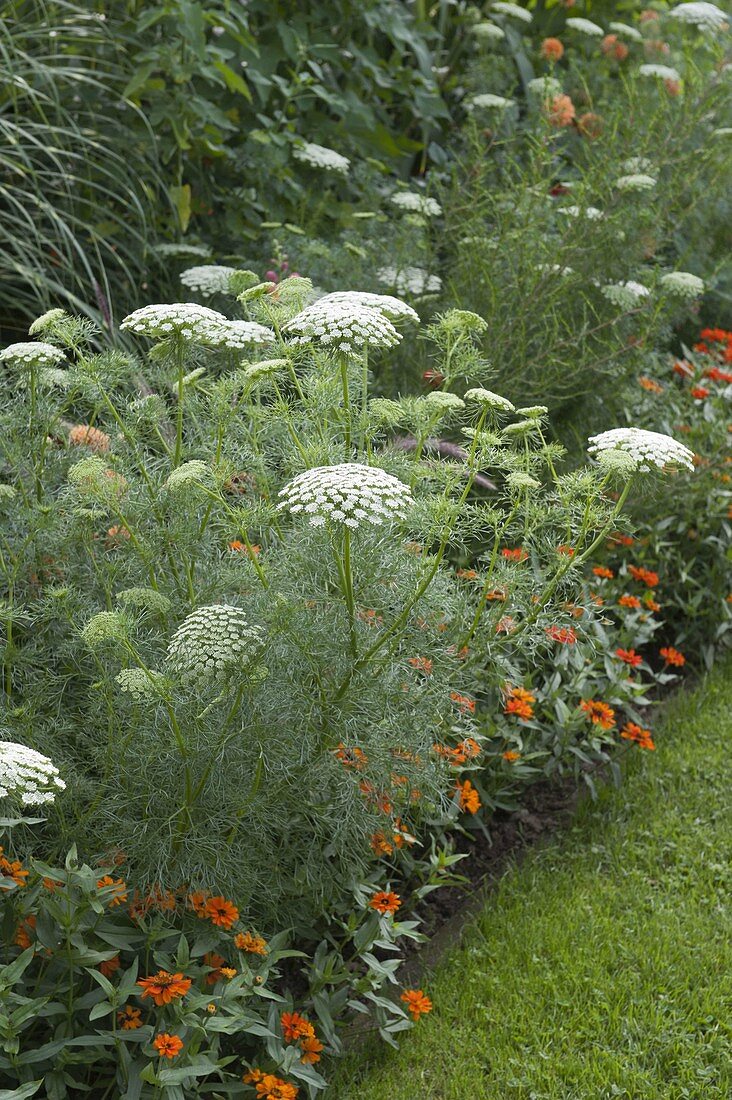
[121,303,228,342]
[464,388,516,412]
[492,2,532,23]
[559,205,604,220]
[659,271,705,298]
[668,2,728,30]
[469,92,515,110]
[639,63,681,81]
[609,21,643,40]
[566,16,604,35]
[214,319,276,347]
[180,266,237,297]
[616,174,657,191]
[528,76,562,99]
[622,156,655,173]
[0,740,66,806]
[473,21,505,40]
[317,292,419,324]
[278,463,413,529]
[601,281,651,309]
[391,192,442,217]
[116,668,167,700]
[588,427,694,473]
[0,342,64,369]
[166,605,263,689]
[377,266,442,296]
[283,299,401,353]
[293,141,350,174]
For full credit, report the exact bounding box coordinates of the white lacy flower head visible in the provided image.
[536,263,574,276]
[215,319,276,347]
[0,740,66,807]
[464,388,515,412]
[566,16,604,35]
[293,141,350,174]
[528,76,562,99]
[283,299,401,353]
[421,391,465,416]
[473,21,505,41]
[278,463,413,529]
[121,304,274,348]
[559,205,604,220]
[80,611,129,648]
[0,342,64,369]
[317,291,419,324]
[180,265,237,297]
[155,243,212,259]
[616,173,657,191]
[377,266,442,296]
[601,281,651,309]
[166,605,264,690]
[588,427,694,473]
[639,64,682,81]
[492,2,532,23]
[116,668,167,701]
[668,2,728,30]
[622,156,655,173]
[29,308,67,335]
[609,21,643,40]
[391,191,442,217]
[712,126,732,137]
[659,271,705,298]
[469,93,515,110]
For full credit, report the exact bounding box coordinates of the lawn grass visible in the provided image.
[331,660,732,1099]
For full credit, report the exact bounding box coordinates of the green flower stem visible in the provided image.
[360,345,370,450]
[173,336,186,467]
[332,526,358,657]
[340,352,352,459]
[458,501,520,651]
[198,487,270,590]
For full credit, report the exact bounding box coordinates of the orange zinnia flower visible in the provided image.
[502,547,528,562]
[99,954,121,978]
[592,566,614,579]
[204,952,226,985]
[485,587,507,602]
[97,875,128,907]
[400,989,433,1021]
[118,1005,142,1030]
[620,722,655,750]
[281,1011,315,1042]
[187,890,209,917]
[628,565,659,588]
[14,915,36,949]
[690,386,709,400]
[660,646,685,667]
[300,1035,324,1064]
[153,1033,184,1059]
[370,831,394,856]
[545,93,575,127]
[615,648,643,668]
[609,533,634,547]
[545,625,577,644]
[0,848,28,889]
[579,699,616,730]
[639,376,663,393]
[619,595,641,610]
[254,1075,299,1100]
[137,970,191,1006]
[334,743,368,769]
[369,890,401,915]
[456,568,478,580]
[503,751,521,763]
[504,685,536,721]
[234,932,268,956]
[456,779,481,814]
[450,691,476,713]
[540,36,564,61]
[205,895,239,929]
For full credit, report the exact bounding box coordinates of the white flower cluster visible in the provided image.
[320,291,419,323]
[283,298,402,353]
[659,271,705,298]
[528,76,562,99]
[391,192,442,217]
[473,21,505,41]
[180,265,237,297]
[116,668,167,701]
[469,93,515,110]
[166,605,263,689]
[377,266,442,296]
[566,16,604,35]
[639,64,681,81]
[0,740,66,806]
[609,21,643,40]
[601,281,651,309]
[622,156,655,174]
[464,388,515,412]
[278,463,413,528]
[669,2,728,30]
[492,2,532,23]
[120,304,274,347]
[537,263,575,276]
[293,141,350,174]
[0,342,65,369]
[559,205,604,220]
[588,428,694,473]
[616,174,657,191]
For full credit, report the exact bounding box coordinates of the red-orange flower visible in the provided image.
[334,743,368,769]
[450,691,476,713]
[153,1033,184,1059]
[118,1005,142,1030]
[457,779,481,814]
[619,594,641,610]
[545,625,577,644]
[503,750,521,763]
[400,989,433,1021]
[660,646,685,667]
[615,648,643,668]
[203,952,226,985]
[592,566,614,579]
[205,895,239,929]
[580,699,616,730]
[99,954,121,978]
[690,386,709,400]
[504,685,536,721]
[601,34,628,61]
[281,1011,315,1042]
[97,875,128,907]
[502,547,528,562]
[545,93,575,127]
[234,932,268,956]
[408,656,433,675]
[628,565,659,588]
[299,1035,324,1064]
[137,970,191,1006]
[540,36,564,61]
[621,722,655,750]
[639,376,664,393]
[0,848,28,889]
[369,891,401,915]
[246,1074,299,1100]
